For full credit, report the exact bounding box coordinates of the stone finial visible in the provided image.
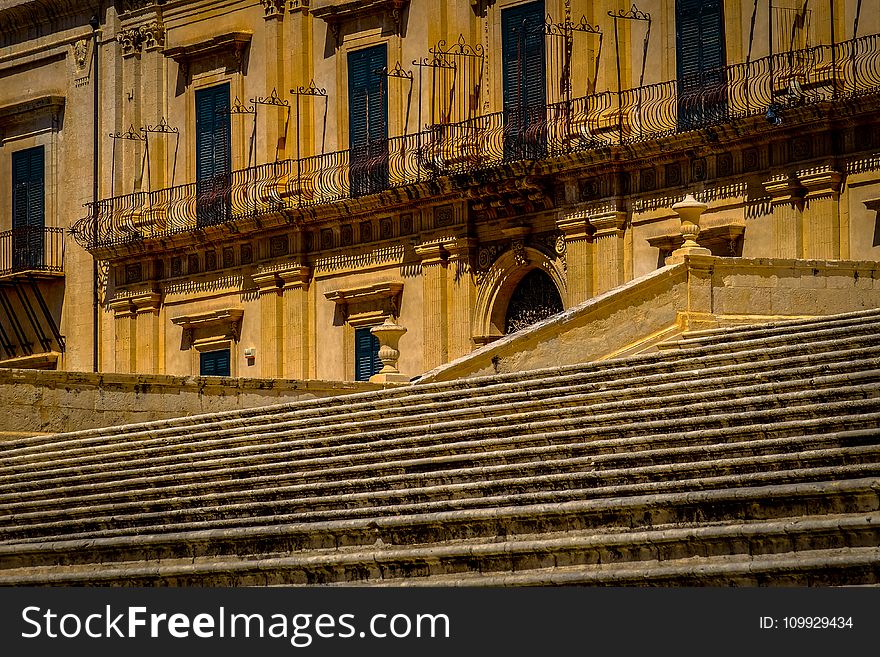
[666,194,712,264]
[369,317,409,383]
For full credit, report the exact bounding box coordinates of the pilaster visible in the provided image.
[279,266,312,380]
[253,270,284,378]
[132,292,161,374]
[444,237,477,361]
[763,174,805,259]
[556,210,593,305]
[797,166,842,260]
[589,210,627,294]
[415,242,448,371]
[109,291,161,374]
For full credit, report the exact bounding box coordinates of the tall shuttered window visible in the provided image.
[354,327,381,382]
[11,146,45,270]
[676,0,727,129]
[200,349,231,377]
[501,0,546,160]
[195,83,231,226]
[348,44,388,197]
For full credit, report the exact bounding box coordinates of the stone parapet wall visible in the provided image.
[419,257,880,382]
[0,371,388,435]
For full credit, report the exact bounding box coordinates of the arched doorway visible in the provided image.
[504,268,564,334]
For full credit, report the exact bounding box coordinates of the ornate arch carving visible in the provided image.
[472,246,566,340]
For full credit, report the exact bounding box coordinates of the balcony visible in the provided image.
[0,226,65,280]
[72,34,880,252]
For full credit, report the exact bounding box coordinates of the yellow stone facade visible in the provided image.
[2,0,880,381]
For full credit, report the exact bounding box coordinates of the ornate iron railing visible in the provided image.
[0,226,65,277]
[73,34,880,250]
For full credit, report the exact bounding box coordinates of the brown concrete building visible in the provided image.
[1,0,879,382]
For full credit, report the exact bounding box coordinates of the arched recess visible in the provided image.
[472,246,567,341]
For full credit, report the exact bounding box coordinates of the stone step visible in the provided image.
[2,391,878,502]
[358,546,880,587]
[673,307,880,347]
[2,364,877,477]
[6,312,879,454]
[3,452,878,544]
[5,421,877,511]
[3,426,877,516]
[1,512,875,586]
[4,407,877,509]
[2,478,877,565]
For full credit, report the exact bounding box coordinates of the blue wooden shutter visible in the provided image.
[12,146,45,269]
[200,349,231,376]
[195,83,231,182]
[354,327,381,381]
[348,44,388,150]
[502,1,546,160]
[348,44,389,197]
[676,0,726,128]
[502,1,546,112]
[195,84,231,225]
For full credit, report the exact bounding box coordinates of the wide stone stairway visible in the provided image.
[1,308,879,586]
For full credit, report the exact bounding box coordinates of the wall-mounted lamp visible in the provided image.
[765,104,782,126]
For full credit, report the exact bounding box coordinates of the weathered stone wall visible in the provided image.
[0,371,389,435]
[419,257,880,382]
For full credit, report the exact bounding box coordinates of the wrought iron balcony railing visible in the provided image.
[0,226,65,278]
[73,34,880,251]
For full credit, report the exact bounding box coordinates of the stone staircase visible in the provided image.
[0,308,879,586]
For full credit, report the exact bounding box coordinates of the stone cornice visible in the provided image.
[0,0,92,36]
